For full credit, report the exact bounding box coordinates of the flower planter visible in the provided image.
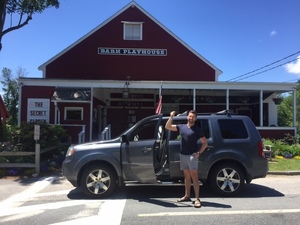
[273,98,283,105]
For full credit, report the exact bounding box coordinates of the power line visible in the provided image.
[233,58,298,81]
[227,50,300,82]
[283,78,300,83]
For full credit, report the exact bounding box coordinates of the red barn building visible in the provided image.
[19,2,297,143]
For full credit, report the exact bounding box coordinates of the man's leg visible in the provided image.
[190,170,199,199]
[183,169,191,197]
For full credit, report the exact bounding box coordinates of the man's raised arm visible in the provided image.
[165,111,177,132]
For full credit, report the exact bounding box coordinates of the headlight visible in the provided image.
[66,147,76,157]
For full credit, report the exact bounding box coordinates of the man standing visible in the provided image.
[165,110,207,208]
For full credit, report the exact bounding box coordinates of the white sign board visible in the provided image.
[34,124,40,140]
[27,98,50,123]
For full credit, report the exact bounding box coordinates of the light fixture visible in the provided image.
[123,76,130,99]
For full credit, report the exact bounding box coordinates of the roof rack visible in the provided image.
[176,109,235,117]
[176,111,188,116]
[215,110,232,117]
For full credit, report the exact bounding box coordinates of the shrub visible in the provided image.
[265,137,300,157]
[6,122,68,152]
[0,123,69,175]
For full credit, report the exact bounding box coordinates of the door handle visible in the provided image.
[143,147,152,153]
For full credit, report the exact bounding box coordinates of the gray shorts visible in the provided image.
[180,154,198,170]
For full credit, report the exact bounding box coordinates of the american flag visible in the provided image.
[155,83,163,114]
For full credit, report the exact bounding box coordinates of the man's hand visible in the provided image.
[170,111,176,117]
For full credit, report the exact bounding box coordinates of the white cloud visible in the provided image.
[284,56,300,75]
[270,30,277,37]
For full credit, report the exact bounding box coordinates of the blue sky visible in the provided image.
[1,0,300,85]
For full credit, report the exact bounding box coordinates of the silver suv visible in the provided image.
[62,111,268,198]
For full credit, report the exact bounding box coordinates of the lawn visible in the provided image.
[268,158,300,172]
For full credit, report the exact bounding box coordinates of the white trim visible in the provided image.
[19,78,297,92]
[123,22,143,40]
[51,100,90,104]
[64,107,83,121]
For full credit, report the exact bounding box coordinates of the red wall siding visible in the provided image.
[45,6,215,82]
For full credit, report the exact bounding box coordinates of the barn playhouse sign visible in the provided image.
[98,47,167,56]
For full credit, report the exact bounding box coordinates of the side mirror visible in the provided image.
[120,135,128,143]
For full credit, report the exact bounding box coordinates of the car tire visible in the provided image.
[81,164,117,198]
[209,163,245,197]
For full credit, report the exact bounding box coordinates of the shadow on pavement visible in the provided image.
[66,182,284,201]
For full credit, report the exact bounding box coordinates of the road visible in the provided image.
[0,174,300,225]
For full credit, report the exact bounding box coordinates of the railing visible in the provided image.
[0,142,70,174]
[99,124,111,141]
[78,130,85,144]
[59,124,86,144]
[257,126,297,140]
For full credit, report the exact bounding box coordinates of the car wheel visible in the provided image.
[81,165,116,198]
[209,163,245,197]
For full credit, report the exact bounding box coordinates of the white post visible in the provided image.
[260,90,263,126]
[34,125,40,176]
[226,89,229,110]
[35,143,40,174]
[193,89,196,110]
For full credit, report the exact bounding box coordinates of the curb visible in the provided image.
[267,171,300,175]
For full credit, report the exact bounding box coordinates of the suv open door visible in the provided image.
[120,114,163,183]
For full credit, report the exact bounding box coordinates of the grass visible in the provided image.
[268,158,300,172]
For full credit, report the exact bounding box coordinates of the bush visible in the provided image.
[0,123,69,175]
[265,135,300,158]
[4,122,68,152]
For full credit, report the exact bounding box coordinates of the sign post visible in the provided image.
[34,125,40,175]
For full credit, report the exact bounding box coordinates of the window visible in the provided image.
[123,21,143,40]
[65,107,83,120]
[218,119,248,139]
[129,121,157,141]
[196,120,210,139]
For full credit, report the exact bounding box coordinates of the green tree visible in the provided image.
[0,0,59,51]
[277,80,300,132]
[1,67,26,125]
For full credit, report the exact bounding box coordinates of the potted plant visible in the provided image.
[272,95,283,105]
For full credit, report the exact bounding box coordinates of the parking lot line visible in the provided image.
[138,208,300,217]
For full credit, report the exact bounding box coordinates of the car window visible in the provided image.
[218,119,248,139]
[128,121,158,141]
[195,120,210,139]
[169,119,210,140]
